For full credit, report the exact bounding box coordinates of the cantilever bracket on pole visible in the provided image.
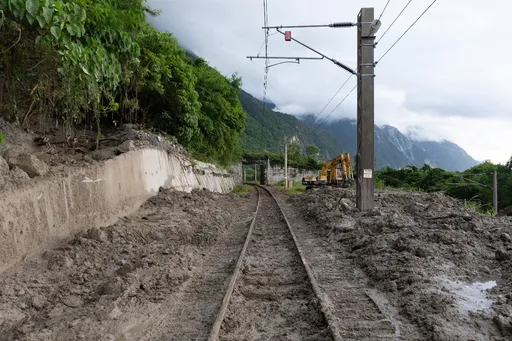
[262,22,356,29]
[268,60,298,68]
[272,28,357,76]
[247,55,324,69]
[247,56,324,60]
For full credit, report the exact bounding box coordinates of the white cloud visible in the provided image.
[147,0,511,164]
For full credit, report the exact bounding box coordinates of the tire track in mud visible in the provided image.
[273,189,424,341]
[213,187,334,341]
[129,191,259,341]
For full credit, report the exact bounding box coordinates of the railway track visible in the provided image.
[207,185,338,341]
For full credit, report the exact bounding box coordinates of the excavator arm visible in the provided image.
[327,153,354,184]
[303,152,354,189]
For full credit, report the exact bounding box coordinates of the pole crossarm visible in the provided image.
[247,56,324,60]
[247,56,325,68]
[262,22,356,29]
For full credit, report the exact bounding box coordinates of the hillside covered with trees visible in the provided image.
[0,0,245,166]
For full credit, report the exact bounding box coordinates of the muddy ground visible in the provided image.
[219,189,333,341]
[285,186,512,340]
[0,188,251,340]
[0,182,510,340]
[2,114,512,340]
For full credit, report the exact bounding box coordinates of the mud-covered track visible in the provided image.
[207,185,337,341]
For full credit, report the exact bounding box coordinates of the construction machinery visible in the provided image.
[302,153,354,189]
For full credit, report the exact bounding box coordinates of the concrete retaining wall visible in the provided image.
[0,148,234,272]
[267,165,317,186]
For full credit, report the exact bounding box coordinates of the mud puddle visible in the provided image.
[434,277,497,314]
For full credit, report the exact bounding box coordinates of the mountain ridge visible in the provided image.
[299,115,479,171]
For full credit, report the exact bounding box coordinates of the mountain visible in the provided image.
[300,116,479,171]
[238,90,344,159]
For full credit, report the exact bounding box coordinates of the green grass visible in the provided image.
[0,132,4,145]
[463,199,495,216]
[273,180,306,195]
[374,178,386,189]
[233,184,253,196]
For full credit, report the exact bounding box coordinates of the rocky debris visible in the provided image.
[111,128,185,154]
[91,149,118,161]
[6,153,48,178]
[0,119,191,194]
[86,227,108,242]
[0,155,9,174]
[10,166,30,180]
[500,233,512,243]
[116,139,135,153]
[0,187,246,340]
[288,186,512,341]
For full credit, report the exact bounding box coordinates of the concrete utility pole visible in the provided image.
[251,7,381,206]
[356,8,376,211]
[493,170,498,214]
[284,137,288,188]
[267,157,270,185]
[254,164,257,183]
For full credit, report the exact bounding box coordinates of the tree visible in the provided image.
[189,60,246,165]
[0,0,248,167]
[306,144,320,158]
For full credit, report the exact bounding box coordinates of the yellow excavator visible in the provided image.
[302,153,354,189]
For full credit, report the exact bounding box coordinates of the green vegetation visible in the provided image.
[0,131,4,145]
[375,160,512,215]
[233,184,253,196]
[238,89,345,161]
[243,141,324,171]
[273,180,306,195]
[0,0,244,166]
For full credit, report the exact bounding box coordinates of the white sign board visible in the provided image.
[363,169,373,179]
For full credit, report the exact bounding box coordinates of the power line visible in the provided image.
[262,0,270,110]
[378,0,392,21]
[309,75,352,125]
[377,0,438,63]
[255,31,278,58]
[312,82,357,132]
[377,0,412,43]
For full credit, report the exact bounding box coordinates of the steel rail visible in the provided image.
[206,186,261,341]
[207,184,341,341]
[256,185,342,341]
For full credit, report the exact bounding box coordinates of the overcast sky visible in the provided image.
[147,0,511,164]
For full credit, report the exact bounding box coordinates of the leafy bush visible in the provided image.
[0,0,246,166]
[375,161,512,214]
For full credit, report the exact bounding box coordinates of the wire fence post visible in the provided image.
[284,136,288,188]
[356,8,376,212]
[493,170,498,215]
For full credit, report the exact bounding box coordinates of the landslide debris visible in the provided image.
[0,188,247,341]
[288,186,512,341]
[0,118,186,193]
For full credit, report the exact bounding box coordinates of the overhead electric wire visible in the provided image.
[312,82,357,133]
[262,0,270,110]
[377,0,413,43]
[255,31,278,58]
[309,75,352,126]
[378,0,392,21]
[377,0,438,63]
